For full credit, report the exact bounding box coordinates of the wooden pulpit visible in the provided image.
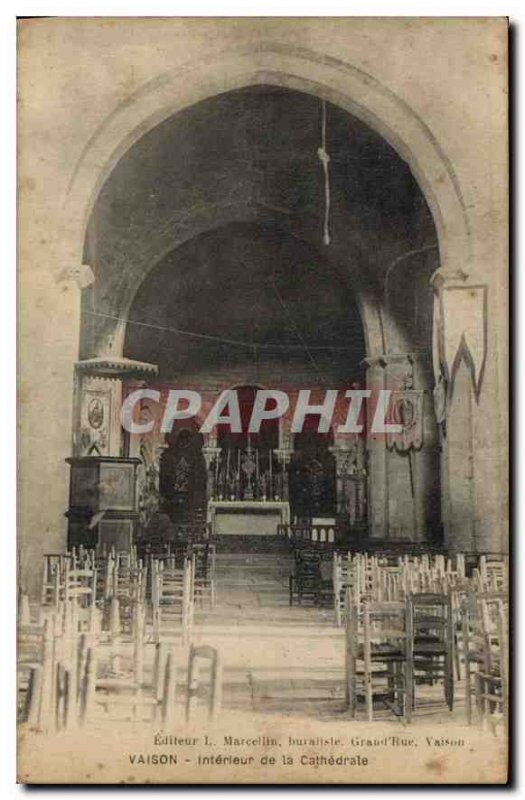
[66,456,141,550]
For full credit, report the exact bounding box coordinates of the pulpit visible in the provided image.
[66,457,141,550]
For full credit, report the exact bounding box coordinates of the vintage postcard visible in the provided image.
[17,17,509,784]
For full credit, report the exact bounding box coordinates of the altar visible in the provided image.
[207,500,290,536]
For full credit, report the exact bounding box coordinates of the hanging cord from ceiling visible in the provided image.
[317,99,331,246]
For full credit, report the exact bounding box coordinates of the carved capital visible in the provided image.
[56,263,95,289]
[202,445,222,469]
[430,266,469,292]
[363,352,417,390]
[274,447,293,464]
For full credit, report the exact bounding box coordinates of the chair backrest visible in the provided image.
[407,592,453,648]
[363,600,407,648]
[64,565,97,608]
[186,644,221,722]
[18,620,47,666]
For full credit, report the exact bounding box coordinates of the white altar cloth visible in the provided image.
[207,500,290,535]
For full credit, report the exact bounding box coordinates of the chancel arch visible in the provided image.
[118,218,369,538]
[16,31,506,605]
[70,76,454,551]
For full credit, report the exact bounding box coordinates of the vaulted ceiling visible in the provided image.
[81,85,438,366]
[123,221,365,387]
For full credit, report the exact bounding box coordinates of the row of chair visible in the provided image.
[345,592,455,723]
[19,606,221,731]
[18,543,221,731]
[333,551,508,625]
[344,588,508,731]
[286,544,508,730]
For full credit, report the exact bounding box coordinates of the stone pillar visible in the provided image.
[430,268,494,552]
[202,446,222,501]
[330,440,368,525]
[363,353,438,543]
[330,446,348,516]
[19,265,90,597]
[363,356,388,538]
[274,448,292,502]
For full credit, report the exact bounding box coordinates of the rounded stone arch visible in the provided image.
[59,44,471,361]
[107,204,377,364]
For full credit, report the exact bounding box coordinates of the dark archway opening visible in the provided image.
[289,427,336,520]
[79,83,442,548]
[159,425,207,523]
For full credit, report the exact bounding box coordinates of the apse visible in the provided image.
[81,84,438,363]
[123,221,366,390]
[77,82,441,546]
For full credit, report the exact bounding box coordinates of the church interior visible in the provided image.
[18,77,508,753]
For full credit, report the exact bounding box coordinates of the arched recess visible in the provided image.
[159,424,207,523]
[82,202,381,361]
[59,44,471,331]
[61,45,475,550]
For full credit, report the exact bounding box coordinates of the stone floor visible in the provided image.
[191,547,345,719]
[19,540,508,783]
[113,541,466,725]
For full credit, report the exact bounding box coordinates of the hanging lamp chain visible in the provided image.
[317,99,331,246]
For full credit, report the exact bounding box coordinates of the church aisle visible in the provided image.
[190,546,349,718]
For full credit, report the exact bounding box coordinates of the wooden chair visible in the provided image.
[473,555,509,593]
[289,549,332,606]
[186,644,222,723]
[79,640,177,726]
[475,596,508,733]
[345,593,408,721]
[41,554,72,607]
[333,552,360,626]
[461,592,489,723]
[461,591,508,731]
[189,543,216,608]
[18,620,49,725]
[106,555,148,636]
[152,557,193,644]
[406,592,454,721]
[93,550,116,604]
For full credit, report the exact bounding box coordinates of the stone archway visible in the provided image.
[57,45,471,285]
[62,47,475,549]
[31,46,478,592]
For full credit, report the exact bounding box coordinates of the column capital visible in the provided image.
[274,447,293,460]
[361,352,418,370]
[330,445,366,476]
[56,263,95,290]
[202,445,221,465]
[430,266,469,291]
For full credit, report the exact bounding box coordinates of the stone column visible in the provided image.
[274,448,292,502]
[19,264,90,597]
[363,356,389,538]
[330,441,368,526]
[430,268,490,552]
[202,446,222,502]
[330,446,347,516]
[363,353,437,543]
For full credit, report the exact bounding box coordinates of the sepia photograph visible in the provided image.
[15,15,509,785]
